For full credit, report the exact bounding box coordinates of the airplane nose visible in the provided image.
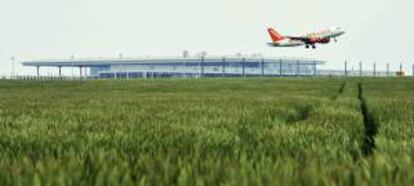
[337,28,345,34]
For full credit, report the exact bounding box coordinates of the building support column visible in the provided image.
[296,60,300,77]
[222,57,226,77]
[279,60,283,77]
[261,58,265,77]
[36,66,40,79]
[242,58,246,77]
[58,66,62,77]
[79,66,83,79]
[84,67,87,78]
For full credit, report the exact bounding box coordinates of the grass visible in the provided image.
[0,78,412,185]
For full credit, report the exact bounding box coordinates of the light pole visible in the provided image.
[344,60,348,77]
[71,55,74,78]
[386,63,390,77]
[183,51,188,78]
[200,56,205,78]
[119,53,123,79]
[11,56,15,79]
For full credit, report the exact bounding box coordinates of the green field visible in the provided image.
[0,78,413,185]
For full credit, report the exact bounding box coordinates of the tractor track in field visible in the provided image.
[358,83,378,156]
[332,82,346,100]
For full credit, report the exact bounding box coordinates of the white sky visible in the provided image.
[0,0,413,76]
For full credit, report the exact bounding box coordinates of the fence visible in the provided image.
[5,60,414,80]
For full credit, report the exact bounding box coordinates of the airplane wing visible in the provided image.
[286,36,312,42]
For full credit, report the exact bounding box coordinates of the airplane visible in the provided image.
[267,27,345,49]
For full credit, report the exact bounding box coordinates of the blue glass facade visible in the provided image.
[22,57,325,78]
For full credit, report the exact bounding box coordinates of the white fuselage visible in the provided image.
[268,39,305,47]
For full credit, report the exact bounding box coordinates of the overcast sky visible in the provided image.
[0,0,413,75]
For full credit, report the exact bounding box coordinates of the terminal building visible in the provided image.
[22,56,325,78]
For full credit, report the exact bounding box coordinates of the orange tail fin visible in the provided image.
[267,28,284,42]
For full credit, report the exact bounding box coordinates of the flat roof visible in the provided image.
[22,57,325,67]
